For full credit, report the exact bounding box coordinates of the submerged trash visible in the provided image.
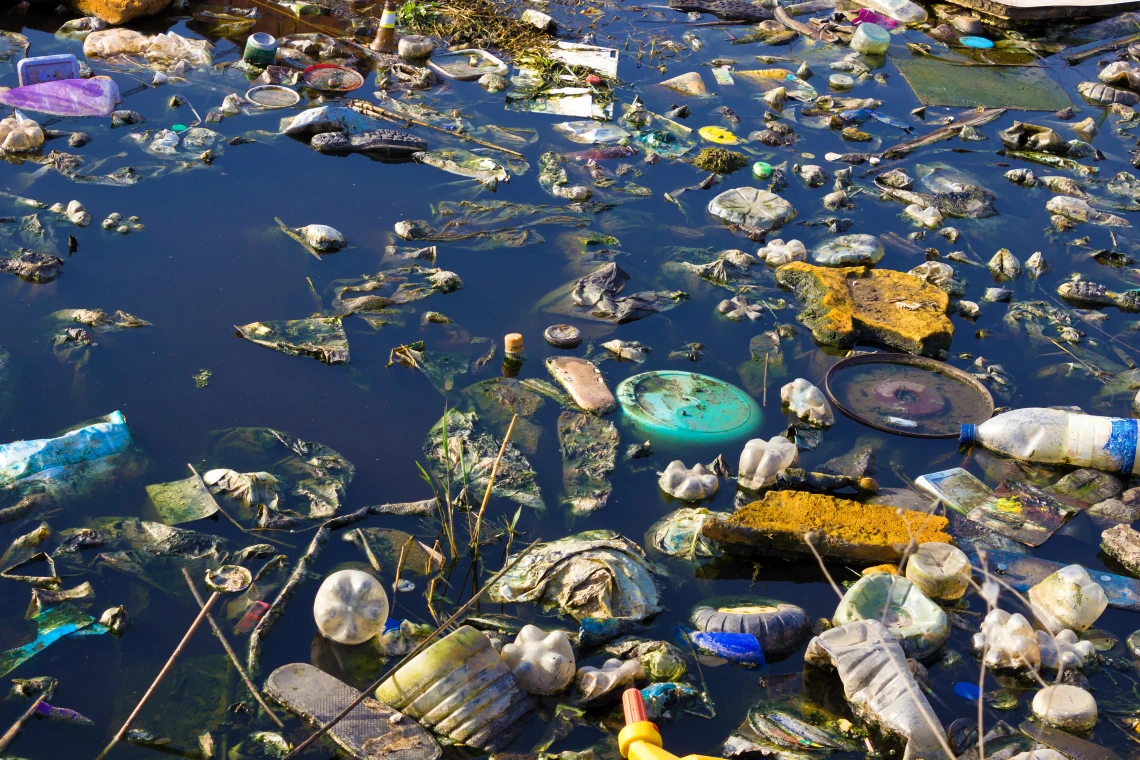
[313,569,389,645]
[658,461,719,501]
[833,574,949,659]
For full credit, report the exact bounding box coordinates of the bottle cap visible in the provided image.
[959,423,975,445]
[505,333,524,354]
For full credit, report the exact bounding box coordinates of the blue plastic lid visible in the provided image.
[958,36,994,48]
[615,371,762,446]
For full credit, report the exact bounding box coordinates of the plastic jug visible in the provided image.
[961,408,1140,475]
[851,0,927,24]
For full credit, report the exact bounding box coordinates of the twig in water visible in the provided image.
[280,539,542,760]
[763,353,769,406]
[96,590,221,760]
[472,413,518,552]
[181,568,284,729]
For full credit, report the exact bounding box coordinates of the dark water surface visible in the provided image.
[1,3,1139,759]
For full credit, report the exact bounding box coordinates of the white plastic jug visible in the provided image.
[961,408,1140,475]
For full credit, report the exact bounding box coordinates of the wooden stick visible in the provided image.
[95,593,220,760]
[280,538,541,760]
[471,414,517,550]
[180,568,285,729]
[0,693,45,752]
[348,99,527,160]
[762,353,769,407]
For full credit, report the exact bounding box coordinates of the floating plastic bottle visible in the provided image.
[851,0,927,24]
[961,408,1140,475]
[850,23,890,54]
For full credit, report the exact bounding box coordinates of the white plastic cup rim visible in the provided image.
[247,33,278,51]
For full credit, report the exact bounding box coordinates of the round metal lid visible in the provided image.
[824,352,994,438]
[615,371,762,444]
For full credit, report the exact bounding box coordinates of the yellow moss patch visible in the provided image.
[732,490,951,547]
[775,263,953,356]
[862,564,898,576]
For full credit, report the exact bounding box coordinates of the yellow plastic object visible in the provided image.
[619,690,725,760]
[619,722,722,760]
[698,126,740,145]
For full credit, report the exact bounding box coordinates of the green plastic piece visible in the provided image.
[752,161,773,180]
[890,53,1070,111]
[172,124,188,132]
[615,371,762,445]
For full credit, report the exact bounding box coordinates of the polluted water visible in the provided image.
[11,0,1140,758]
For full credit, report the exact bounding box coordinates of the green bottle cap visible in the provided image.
[752,161,773,179]
[616,371,763,446]
[172,124,188,132]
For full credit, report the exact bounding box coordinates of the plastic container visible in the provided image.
[961,408,1140,475]
[375,625,534,750]
[615,371,762,447]
[1027,564,1107,634]
[833,574,950,660]
[312,569,389,645]
[850,23,890,54]
[243,32,277,66]
[851,0,927,24]
[16,54,79,86]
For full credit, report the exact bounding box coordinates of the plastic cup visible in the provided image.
[851,23,890,54]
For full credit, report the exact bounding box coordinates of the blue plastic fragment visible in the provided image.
[690,631,766,666]
[641,682,700,718]
[958,36,994,49]
[955,682,981,701]
[0,411,131,486]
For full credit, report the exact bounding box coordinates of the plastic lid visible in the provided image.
[615,371,762,445]
[960,423,975,445]
[958,36,994,48]
[245,85,300,108]
[172,123,188,132]
[301,64,365,92]
[698,125,740,145]
[752,161,773,179]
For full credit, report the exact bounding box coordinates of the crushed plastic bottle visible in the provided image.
[961,408,1140,475]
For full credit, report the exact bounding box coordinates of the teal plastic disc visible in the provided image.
[172,124,188,132]
[615,371,763,446]
[958,36,993,48]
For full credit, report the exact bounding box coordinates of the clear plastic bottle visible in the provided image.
[961,408,1140,475]
[851,0,928,24]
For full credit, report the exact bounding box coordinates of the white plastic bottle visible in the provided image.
[851,0,928,24]
[961,408,1140,475]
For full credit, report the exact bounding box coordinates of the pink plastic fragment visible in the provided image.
[853,8,898,28]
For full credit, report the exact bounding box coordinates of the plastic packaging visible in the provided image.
[658,461,719,501]
[780,378,835,427]
[737,436,798,490]
[375,626,533,750]
[850,23,890,54]
[961,408,1140,475]
[1027,564,1107,633]
[312,569,389,645]
[833,574,950,659]
[0,411,131,486]
[851,0,927,24]
[500,625,576,695]
[577,658,645,702]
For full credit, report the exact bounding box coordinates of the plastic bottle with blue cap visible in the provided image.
[961,408,1140,475]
